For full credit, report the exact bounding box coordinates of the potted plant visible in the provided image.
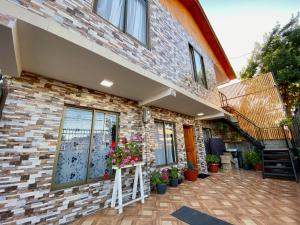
[169,167,179,187]
[206,154,220,173]
[150,170,168,194]
[178,171,183,184]
[184,160,198,181]
[244,150,262,171]
[252,151,262,171]
[244,151,253,170]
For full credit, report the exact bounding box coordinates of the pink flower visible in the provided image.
[112,159,116,164]
[124,150,129,153]
[130,160,135,165]
[120,163,125,168]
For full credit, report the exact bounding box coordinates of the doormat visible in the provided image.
[171,206,232,225]
[198,173,210,179]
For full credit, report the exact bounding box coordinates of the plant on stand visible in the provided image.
[150,170,168,194]
[184,160,198,181]
[206,154,221,173]
[169,167,179,187]
[106,134,143,169]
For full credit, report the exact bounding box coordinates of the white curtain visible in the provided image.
[155,122,166,165]
[96,0,125,29]
[126,0,147,44]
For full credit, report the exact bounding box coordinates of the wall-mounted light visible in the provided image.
[100,79,113,87]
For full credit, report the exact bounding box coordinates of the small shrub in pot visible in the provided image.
[150,170,168,194]
[206,154,220,173]
[184,160,198,181]
[169,167,179,187]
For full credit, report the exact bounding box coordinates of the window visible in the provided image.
[53,106,117,189]
[189,44,208,88]
[0,74,8,119]
[94,0,148,45]
[154,120,177,166]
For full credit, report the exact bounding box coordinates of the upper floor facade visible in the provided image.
[0,0,235,117]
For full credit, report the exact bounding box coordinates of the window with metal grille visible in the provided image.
[52,106,118,189]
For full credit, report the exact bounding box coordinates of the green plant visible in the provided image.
[279,118,293,129]
[187,160,194,170]
[245,150,261,166]
[150,170,168,186]
[216,122,228,131]
[206,154,220,164]
[169,167,178,179]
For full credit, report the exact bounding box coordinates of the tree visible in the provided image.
[240,13,300,116]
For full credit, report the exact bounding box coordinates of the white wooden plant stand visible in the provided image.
[111,162,145,214]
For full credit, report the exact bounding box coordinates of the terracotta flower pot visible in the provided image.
[184,170,198,181]
[208,164,219,173]
[254,163,262,171]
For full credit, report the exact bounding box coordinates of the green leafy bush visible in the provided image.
[245,150,261,166]
[279,118,292,129]
[169,167,178,179]
[206,154,220,164]
[150,170,168,186]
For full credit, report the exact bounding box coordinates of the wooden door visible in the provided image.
[183,125,197,168]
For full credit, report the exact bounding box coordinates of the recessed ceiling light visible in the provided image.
[197,113,205,116]
[100,79,113,87]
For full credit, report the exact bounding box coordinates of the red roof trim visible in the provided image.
[179,0,236,80]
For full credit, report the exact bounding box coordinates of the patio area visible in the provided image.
[71,170,300,225]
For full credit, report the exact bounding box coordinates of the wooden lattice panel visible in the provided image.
[220,73,288,140]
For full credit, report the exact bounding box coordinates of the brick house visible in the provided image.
[0,0,291,224]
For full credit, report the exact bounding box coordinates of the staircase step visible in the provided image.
[264,165,293,169]
[264,148,289,151]
[263,153,289,157]
[264,159,291,163]
[263,172,294,178]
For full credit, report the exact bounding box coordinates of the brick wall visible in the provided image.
[0,72,207,224]
[1,0,220,105]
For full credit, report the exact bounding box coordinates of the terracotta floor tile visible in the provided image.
[70,170,300,225]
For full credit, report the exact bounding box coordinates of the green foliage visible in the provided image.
[240,13,300,115]
[150,170,168,185]
[206,154,221,164]
[216,122,228,131]
[245,150,261,166]
[279,117,293,128]
[169,167,178,179]
[187,160,194,170]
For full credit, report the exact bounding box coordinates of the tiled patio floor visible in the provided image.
[71,170,300,225]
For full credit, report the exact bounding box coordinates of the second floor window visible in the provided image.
[189,44,208,88]
[95,0,147,45]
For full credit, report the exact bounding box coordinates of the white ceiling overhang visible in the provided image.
[0,2,226,117]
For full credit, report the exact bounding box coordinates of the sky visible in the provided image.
[200,0,300,76]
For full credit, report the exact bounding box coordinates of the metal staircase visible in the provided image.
[219,91,299,182]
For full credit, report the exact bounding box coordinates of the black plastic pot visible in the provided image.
[169,178,179,187]
[178,177,183,184]
[244,163,252,170]
[156,184,167,194]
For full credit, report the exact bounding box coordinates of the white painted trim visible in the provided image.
[138,88,176,106]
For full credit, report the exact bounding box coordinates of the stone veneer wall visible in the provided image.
[0,72,207,224]
[1,0,220,105]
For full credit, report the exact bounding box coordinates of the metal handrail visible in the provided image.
[219,91,289,143]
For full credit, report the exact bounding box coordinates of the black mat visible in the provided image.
[171,206,232,225]
[198,173,210,179]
